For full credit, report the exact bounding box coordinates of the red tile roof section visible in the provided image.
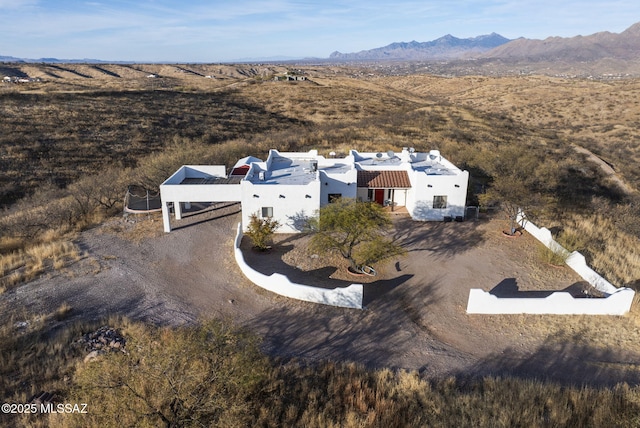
[357,170,412,188]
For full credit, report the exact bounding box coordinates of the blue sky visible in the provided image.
[0,0,638,62]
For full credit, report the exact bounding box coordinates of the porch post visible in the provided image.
[162,202,172,233]
[174,201,183,220]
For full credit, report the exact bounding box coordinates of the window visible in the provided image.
[261,207,273,218]
[328,193,342,203]
[433,195,447,209]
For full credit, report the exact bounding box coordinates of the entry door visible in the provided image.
[374,189,385,205]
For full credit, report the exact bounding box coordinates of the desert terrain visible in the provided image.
[1,62,640,425]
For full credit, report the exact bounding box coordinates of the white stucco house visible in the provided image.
[159,148,469,233]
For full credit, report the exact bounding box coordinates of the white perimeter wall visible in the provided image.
[467,288,635,315]
[234,224,363,309]
[466,210,635,315]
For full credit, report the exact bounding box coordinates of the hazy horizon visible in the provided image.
[1,0,639,62]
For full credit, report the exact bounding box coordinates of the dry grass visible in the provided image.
[558,213,640,287]
[103,213,165,243]
[0,319,625,428]
[2,65,640,426]
[536,243,567,266]
[0,240,82,291]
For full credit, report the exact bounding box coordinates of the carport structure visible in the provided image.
[159,165,241,232]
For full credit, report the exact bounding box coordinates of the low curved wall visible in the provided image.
[234,224,363,309]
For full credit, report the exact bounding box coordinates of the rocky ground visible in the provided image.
[2,208,639,387]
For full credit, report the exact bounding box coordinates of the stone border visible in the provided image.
[233,224,363,309]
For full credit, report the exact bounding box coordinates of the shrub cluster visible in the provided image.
[2,318,640,427]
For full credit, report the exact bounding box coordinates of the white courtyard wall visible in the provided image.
[466,288,635,315]
[466,210,635,315]
[234,224,363,309]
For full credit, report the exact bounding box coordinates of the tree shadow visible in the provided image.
[241,241,354,290]
[362,274,414,306]
[490,278,604,298]
[391,216,486,258]
[286,210,313,232]
[247,299,421,369]
[466,331,640,387]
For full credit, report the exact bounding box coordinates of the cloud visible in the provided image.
[0,0,37,9]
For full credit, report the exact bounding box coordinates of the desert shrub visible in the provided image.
[245,213,281,251]
[537,244,567,266]
[2,317,640,427]
[253,361,640,428]
[0,313,96,428]
[67,168,130,218]
[66,320,268,428]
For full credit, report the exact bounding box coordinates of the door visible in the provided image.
[374,189,385,205]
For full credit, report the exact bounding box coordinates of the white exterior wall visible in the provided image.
[319,168,358,205]
[407,171,469,220]
[160,151,471,233]
[240,180,321,233]
[466,210,635,315]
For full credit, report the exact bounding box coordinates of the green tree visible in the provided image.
[309,198,404,272]
[477,145,554,235]
[245,213,281,251]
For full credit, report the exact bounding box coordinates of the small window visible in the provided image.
[328,193,342,203]
[261,207,273,218]
[367,189,373,201]
[433,195,447,209]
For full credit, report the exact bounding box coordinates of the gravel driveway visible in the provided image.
[2,209,639,387]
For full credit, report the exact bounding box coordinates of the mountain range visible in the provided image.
[2,21,640,70]
[480,22,640,62]
[328,22,640,64]
[329,33,511,61]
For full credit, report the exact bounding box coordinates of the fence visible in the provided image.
[124,185,162,214]
[466,210,635,315]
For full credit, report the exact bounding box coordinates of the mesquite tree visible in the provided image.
[309,198,404,271]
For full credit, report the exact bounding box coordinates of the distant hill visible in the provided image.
[482,22,640,62]
[329,33,511,61]
[0,55,109,64]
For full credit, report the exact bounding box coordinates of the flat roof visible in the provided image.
[355,156,404,167]
[410,159,457,176]
[249,156,318,185]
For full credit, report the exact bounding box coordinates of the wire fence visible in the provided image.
[123,185,162,214]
